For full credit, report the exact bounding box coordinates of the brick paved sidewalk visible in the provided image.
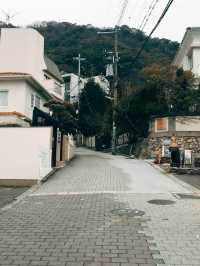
[0,148,200,266]
[0,193,161,266]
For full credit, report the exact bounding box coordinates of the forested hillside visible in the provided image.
[32,21,179,84]
[0,21,179,84]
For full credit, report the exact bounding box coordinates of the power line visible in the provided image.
[139,0,155,30]
[129,0,146,28]
[98,0,129,154]
[133,0,175,63]
[139,0,160,31]
[117,0,129,27]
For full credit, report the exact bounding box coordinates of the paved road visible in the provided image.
[0,148,200,266]
[34,148,192,195]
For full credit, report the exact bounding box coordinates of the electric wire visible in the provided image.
[134,0,149,28]
[139,0,160,31]
[133,0,175,63]
[117,0,129,26]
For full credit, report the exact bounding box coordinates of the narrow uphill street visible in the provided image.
[0,148,200,266]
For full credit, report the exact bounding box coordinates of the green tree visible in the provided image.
[116,65,198,143]
[47,101,77,134]
[78,79,110,139]
[170,68,196,113]
[31,21,179,86]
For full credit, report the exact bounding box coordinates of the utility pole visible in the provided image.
[73,54,86,105]
[97,28,119,155]
[97,0,128,155]
[112,27,119,155]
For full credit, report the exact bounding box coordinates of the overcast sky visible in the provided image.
[0,0,199,42]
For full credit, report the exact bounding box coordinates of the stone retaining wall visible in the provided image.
[147,135,200,159]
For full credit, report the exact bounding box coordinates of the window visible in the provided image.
[0,91,8,106]
[35,95,41,109]
[31,94,34,108]
[31,94,41,109]
[188,55,193,70]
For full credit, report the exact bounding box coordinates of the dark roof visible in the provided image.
[44,56,64,83]
[151,113,200,120]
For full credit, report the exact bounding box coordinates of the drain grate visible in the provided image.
[111,208,145,217]
[175,193,200,199]
[147,199,176,205]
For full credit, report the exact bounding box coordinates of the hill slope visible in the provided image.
[0,21,179,84]
[34,21,179,83]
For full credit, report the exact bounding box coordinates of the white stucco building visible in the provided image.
[85,75,110,95]
[63,73,85,103]
[173,27,200,78]
[63,73,110,103]
[0,28,64,127]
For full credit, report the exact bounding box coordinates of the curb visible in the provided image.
[0,184,40,212]
[148,161,200,194]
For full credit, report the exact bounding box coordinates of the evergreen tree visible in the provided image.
[78,79,110,138]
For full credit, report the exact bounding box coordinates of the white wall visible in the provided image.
[174,29,200,77]
[192,48,200,76]
[0,28,46,85]
[25,82,49,119]
[43,79,65,101]
[66,74,109,103]
[0,80,26,115]
[0,80,50,121]
[68,74,85,103]
[0,28,64,103]
[176,116,200,131]
[0,127,52,181]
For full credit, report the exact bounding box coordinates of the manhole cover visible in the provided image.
[111,208,145,217]
[176,193,200,199]
[147,199,176,205]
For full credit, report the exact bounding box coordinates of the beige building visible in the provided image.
[173,27,200,79]
[0,28,64,127]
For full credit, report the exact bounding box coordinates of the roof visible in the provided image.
[181,27,200,45]
[173,27,200,65]
[44,56,64,83]
[151,113,200,120]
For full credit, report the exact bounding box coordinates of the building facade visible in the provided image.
[63,73,85,103]
[173,27,200,78]
[0,28,64,127]
[63,74,110,103]
[147,116,200,159]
